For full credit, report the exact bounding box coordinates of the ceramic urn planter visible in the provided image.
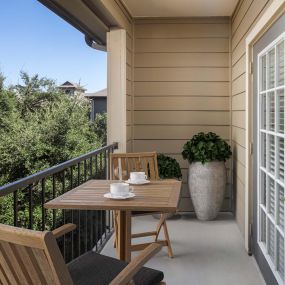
[188,161,226,221]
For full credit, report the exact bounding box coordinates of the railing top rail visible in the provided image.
[0,142,118,197]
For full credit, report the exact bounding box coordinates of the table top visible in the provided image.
[44,179,181,212]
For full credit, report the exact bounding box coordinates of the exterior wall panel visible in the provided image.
[231,0,272,235]
[133,18,231,211]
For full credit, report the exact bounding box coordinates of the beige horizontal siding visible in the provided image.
[135,23,229,38]
[232,92,245,110]
[232,111,246,129]
[232,0,254,34]
[232,73,245,95]
[135,17,230,25]
[135,38,229,53]
[134,111,230,125]
[126,95,132,111]
[232,142,246,166]
[232,126,246,147]
[135,53,229,67]
[232,54,246,80]
[133,139,230,156]
[134,97,229,111]
[231,0,272,234]
[168,154,231,170]
[133,125,230,140]
[134,67,229,82]
[133,17,231,212]
[134,81,230,96]
[232,0,268,50]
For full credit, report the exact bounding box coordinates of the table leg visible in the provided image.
[116,210,131,261]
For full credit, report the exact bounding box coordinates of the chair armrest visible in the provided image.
[109,243,162,285]
[52,223,76,239]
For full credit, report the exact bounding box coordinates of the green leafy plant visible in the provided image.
[182,132,232,164]
[157,154,182,180]
[92,112,107,145]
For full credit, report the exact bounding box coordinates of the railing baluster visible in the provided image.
[84,160,87,182]
[52,174,56,229]
[95,155,98,178]
[95,210,98,251]
[104,150,107,179]
[100,153,103,179]
[108,210,111,233]
[78,210,81,256]
[41,179,46,231]
[107,149,110,179]
[85,210,88,252]
[90,210,94,250]
[100,210,103,244]
[90,157,93,178]
[62,171,66,260]
[28,185,33,229]
[72,209,74,260]
[13,191,18,227]
[77,162,81,186]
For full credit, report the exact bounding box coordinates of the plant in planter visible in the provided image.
[153,154,182,219]
[182,132,232,220]
[157,154,182,180]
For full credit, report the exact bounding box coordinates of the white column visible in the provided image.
[107,28,127,152]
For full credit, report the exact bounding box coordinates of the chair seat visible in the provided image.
[68,251,164,285]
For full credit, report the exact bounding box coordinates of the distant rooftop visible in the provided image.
[58,81,86,91]
[84,88,107,98]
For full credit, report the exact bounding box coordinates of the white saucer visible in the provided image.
[125,179,150,185]
[104,192,136,200]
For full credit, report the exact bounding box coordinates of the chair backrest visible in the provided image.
[110,152,159,181]
[0,223,74,285]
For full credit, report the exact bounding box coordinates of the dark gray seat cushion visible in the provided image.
[68,251,164,285]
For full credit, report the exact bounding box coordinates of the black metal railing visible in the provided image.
[0,142,118,263]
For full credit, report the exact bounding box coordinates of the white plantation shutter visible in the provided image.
[269,92,275,131]
[268,48,275,88]
[279,138,285,181]
[277,233,285,281]
[268,219,276,262]
[268,135,275,174]
[258,35,285,284]
[278,185,285,230]
[269,177,275,216]
[278,90,284,133]
[278,41,284,86]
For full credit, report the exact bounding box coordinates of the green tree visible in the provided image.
[0,72,99,184]
[92,112,107,145]
[0,72,104,227]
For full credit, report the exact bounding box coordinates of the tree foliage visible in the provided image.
[92,112,107,145]
[0,72,101,186]
[0,72,108,232]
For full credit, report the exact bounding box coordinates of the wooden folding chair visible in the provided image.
[110,152,174,258]
[0,223,166,285]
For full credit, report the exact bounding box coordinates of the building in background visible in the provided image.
[58,81,86,98]
[84,88,107,121]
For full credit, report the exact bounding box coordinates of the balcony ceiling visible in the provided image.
[121,0,239,17]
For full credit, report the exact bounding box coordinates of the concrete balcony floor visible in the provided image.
[102,213,265,285]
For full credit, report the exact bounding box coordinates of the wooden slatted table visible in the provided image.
[45,179,181,261]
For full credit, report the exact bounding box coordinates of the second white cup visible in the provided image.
[130,172,147,182]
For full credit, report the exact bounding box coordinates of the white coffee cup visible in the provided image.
[130,172,147,182]
[110,183,130,197]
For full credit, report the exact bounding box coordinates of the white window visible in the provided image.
[258,33,285,285]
